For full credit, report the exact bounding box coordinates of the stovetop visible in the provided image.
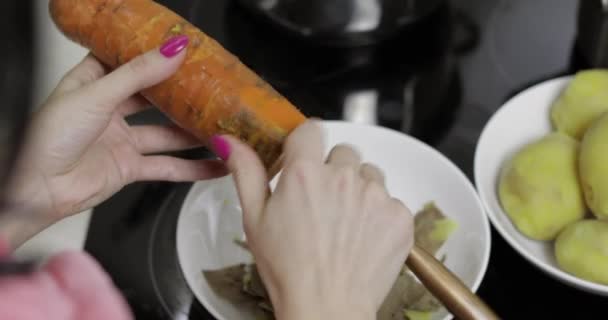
[85,0,607,319]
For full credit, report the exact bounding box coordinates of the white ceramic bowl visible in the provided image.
[474,76,608,296]
[177,120,492,320]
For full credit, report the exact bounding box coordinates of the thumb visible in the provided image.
[210,135,269,228]
[78,35,190,114]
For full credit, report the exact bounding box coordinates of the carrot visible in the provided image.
[49,0,307,173]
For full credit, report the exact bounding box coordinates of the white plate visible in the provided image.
[177,120,492,320]
[474,76,608,296]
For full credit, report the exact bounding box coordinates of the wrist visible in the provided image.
[0,205,55,250]
[278,306,375,320]
[1,167,59,249]
[5,163,57,218]
[275,295,375,320]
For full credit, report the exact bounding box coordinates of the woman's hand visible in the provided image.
[217,121,414,320]
[3,36,227,247]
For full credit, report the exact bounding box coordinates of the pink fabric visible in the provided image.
[0,245,133,320]
[0,236,10,258]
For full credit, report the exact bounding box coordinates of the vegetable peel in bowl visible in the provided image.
[202,202,457,320]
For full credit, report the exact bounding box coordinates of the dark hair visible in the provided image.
[0,1,34,200]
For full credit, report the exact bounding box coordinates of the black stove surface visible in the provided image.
[85,0,607,319]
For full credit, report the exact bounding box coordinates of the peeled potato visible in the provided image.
[579,112,608,220]
[498,133,586,240]
[555,220,608,285]
[550,69,608,139]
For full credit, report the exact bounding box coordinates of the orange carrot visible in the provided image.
[49,0,307,173]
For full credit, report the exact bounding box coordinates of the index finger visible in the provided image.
[54,53,107,95]
[282,120,326,165]
[78,38,188,115]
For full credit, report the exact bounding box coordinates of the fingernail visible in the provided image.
[160,35,189,58]
[210,135,231,161]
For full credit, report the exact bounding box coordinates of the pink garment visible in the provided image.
[0,238,133,320]
[0,239,9,257]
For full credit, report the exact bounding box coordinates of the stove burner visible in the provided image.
[221,1,455,84]
[234,0,447,47]
[220,1,466,143]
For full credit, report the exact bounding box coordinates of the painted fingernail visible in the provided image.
[210,135,231,161]
[160,35,189,58]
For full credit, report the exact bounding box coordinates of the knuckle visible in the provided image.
[390,199,414,227]
[119,162,136,184]
[56,73,84,94]
[391,198,412,216]
[359,162,373,171]
[361,163,384,176]
[127,55,150,76]
[334,165,358,189]
[56,58,104,92]
[402,210,414,231]
[284,128,305,150]
[57,72,77,87]
[130,131,144,152]
[284,160,315,185]
[362,180,387,202]
[154,161,177,181]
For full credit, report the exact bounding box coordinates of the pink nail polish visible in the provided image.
[210,135,231,161]
[160,35,189,58]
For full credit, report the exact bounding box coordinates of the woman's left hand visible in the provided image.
[3,38,227,247]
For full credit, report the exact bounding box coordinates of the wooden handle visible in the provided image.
[406,245,500,320]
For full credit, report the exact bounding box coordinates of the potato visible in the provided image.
[550,69,608,139]
[579,112,608,220]
[498,133,586,240]
[555,220,608,285]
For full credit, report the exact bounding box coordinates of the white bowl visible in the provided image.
[474,76,608,296]
[177,120,492,320]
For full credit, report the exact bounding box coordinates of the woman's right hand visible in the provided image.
[216,120,414,320]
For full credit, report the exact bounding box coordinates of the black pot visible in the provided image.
[236,0,446,46]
